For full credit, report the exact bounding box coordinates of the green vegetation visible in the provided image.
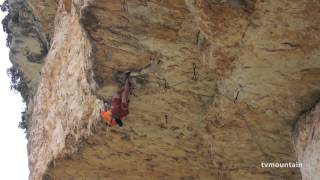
[1,0,11,47]
[19,111,28,130]
[7,67,25,92]
[7,67,29,130]
[1,1,29,130]
[0,0,8,12]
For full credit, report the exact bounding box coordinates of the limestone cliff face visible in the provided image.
[294,101,320,180]
[27,10,101,179]
[4,0,55,129]
[4,0,320,179]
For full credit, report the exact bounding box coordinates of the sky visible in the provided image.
[0,6,29,180]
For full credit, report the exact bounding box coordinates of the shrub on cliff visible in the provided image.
[1,0,12,47]
[1,0,29,131]
[0,0,8,12]
[7,67,29,130]
[7,66,29,98]
[7,66,23,91]
[18,111,28,130]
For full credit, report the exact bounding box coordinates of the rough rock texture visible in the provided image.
[294,101,320,180]
[27,10,102,179]
[4,0,53,130]
[3,0,320,179]
[5,0,50,99]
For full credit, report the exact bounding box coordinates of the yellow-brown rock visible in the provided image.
[3,0,320,179]
[294,101,320,180]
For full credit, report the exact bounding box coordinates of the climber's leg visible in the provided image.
[111,91,122,117]
[121,79,131,104]
[118,79,130,117]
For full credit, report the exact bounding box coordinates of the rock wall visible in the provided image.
[27,2,102,179]
[294,101,320,180]
[4,0,56,130]
[5,0,50,99]
[3,0,320,179]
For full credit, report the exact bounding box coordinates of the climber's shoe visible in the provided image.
[115,118,123,127]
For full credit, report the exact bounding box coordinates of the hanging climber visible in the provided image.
[101,72,132,127]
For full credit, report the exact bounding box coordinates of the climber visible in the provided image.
[101,73,132,127]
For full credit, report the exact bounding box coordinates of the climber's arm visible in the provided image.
[121,79,130,104]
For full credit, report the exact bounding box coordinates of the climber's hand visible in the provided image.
[128,78,134,87]
[125,71,131,77]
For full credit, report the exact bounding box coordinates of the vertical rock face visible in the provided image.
[294,101,320,180]
[27,5,102,179]
[4,0,57,129]
[5,0,50,99]
[3,0,320,179]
